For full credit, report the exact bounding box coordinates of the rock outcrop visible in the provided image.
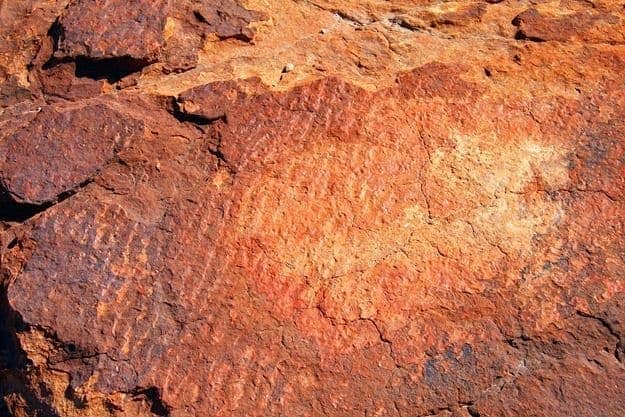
[1,1,625,416]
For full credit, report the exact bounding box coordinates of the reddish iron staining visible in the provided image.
[1,1,625,416]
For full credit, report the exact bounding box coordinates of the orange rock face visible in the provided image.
[1,1,625,417]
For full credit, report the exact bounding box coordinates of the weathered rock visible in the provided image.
[37,61,107,100]
[2,1,625,417]
[191,0,264,41]
[0,103,143,204]
[512,7,625,44]
[45,0,265,79]
[53,0,169,63]
[162,0,266,73]
[176,77,266,121]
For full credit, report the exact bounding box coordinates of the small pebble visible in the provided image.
[283,63,295,73]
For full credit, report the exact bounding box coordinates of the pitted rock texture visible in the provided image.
[1,1,625,417]
[53,0,169,63]
[0,103,144,204]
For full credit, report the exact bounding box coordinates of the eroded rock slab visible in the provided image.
[0,103,143,204]
[46,0,265,78]
[54,0,169,63]
[512,7,625,44]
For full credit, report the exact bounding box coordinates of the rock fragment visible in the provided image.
[512,8,625,43]
[162,0,266,73]
[0,103,143,204]
[53,0,169,64]
[176,77,266,121]
[44,0,266,79]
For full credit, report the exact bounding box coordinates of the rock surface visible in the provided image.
[1,1,625,416]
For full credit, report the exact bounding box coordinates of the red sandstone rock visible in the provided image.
[54,0,169,63]
[1,1,625,417]
[0,103,143,204]
[512,7,625,44]
[49,0,264,76]
[176,77,266,121]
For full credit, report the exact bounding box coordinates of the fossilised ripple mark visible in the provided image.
[229,128,570,333]
[4,52,625,415]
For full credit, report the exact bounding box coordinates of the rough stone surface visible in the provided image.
[1,1,625,417]
[54,0,169,63]
[48,0,265,76]
[0,103,144,204]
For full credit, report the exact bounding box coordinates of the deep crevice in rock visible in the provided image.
[0,178,93,225]
[131,386,171,416]
[47,18,64,52]
[42,55,150,83]
[73,56,150,82]
[170,99,226,126]
[0,283,29,374]
[0,188,53,224]
[513,30,545,42]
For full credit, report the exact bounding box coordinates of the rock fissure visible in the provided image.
[576,311,624,362]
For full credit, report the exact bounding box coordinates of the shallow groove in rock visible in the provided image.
[577,310,624,362]
[514,30,546,42]
[170,98,225,126]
